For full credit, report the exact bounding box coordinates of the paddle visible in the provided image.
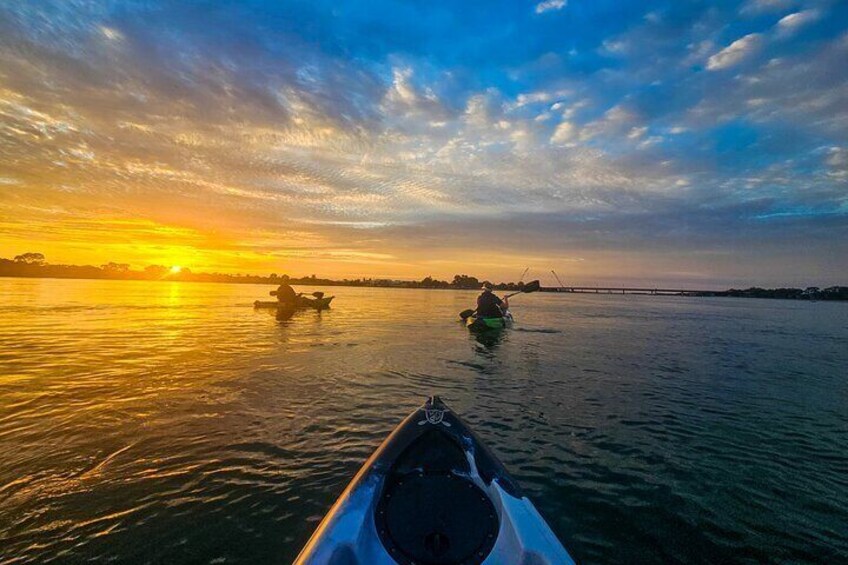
[459,308,476,320]
[458,280,541,320]
[504,279,540,299]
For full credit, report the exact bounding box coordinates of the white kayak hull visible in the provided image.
[295,396,575,564]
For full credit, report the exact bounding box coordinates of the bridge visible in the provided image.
[541,286,726,297]
[539,271,726,297]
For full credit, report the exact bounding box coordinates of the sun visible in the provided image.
[169,265,182,274]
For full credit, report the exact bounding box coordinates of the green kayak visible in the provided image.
[253,296,334,310]
[466,312,513,330]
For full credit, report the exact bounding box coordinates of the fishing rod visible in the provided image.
[551,270,565,288]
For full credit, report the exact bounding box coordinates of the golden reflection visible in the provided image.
[165,282,182,307]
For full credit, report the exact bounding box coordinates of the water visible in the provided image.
[0,278,846,563]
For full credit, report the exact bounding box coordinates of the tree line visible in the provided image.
[0,254,526,290]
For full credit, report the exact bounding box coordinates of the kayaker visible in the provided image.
[476,282,508,318]
[270,283,299,305]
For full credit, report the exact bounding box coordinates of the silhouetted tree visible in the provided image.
[144,265,169,278]
[14,252,45,265]
[101,262,130,273]
[451,274,480,289]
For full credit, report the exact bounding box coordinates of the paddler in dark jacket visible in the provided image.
[271,283,299,305]
[476,282,508,318]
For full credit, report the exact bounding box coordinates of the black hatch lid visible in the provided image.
[372,397,518,564]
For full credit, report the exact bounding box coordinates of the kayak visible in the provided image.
[253,296,334,310]
[295,396,574,564]
[466,312,514,331]
[253,296,334,309]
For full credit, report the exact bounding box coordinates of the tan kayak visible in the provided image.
[253,296,334,310]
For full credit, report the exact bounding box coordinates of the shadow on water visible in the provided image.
[469,327,507,349]
[274,306,296,322]
[252,303,331,323]
[468,323,559,350]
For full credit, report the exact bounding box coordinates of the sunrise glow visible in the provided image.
[0,1,845,286]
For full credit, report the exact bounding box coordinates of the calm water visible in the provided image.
[0,278,846,563]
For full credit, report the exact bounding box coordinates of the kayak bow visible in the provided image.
[295,396,574,565]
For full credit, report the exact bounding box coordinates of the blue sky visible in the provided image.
[0,0,846,285]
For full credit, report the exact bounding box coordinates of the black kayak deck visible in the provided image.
[371,397,519,564]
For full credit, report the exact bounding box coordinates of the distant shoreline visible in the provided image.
[1,272,846,302]
[3,254,846,301]
[0,272,472,290]
[540,286,848,301]
[0,255,506,291]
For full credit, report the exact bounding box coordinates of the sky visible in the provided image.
[0,0,846,287]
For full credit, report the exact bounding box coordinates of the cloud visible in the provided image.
[513,88,570,108]
[825,147,848,179]
[601,38,630,56]
[578,104,641,141]
[535,0,567,15]
[776,10,821,37]
[551,121,577,144]
[687,32,848,135]
[707,33,764,70]
[740,0,795,15]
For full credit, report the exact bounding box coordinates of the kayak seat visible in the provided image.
[375,429,499,565]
